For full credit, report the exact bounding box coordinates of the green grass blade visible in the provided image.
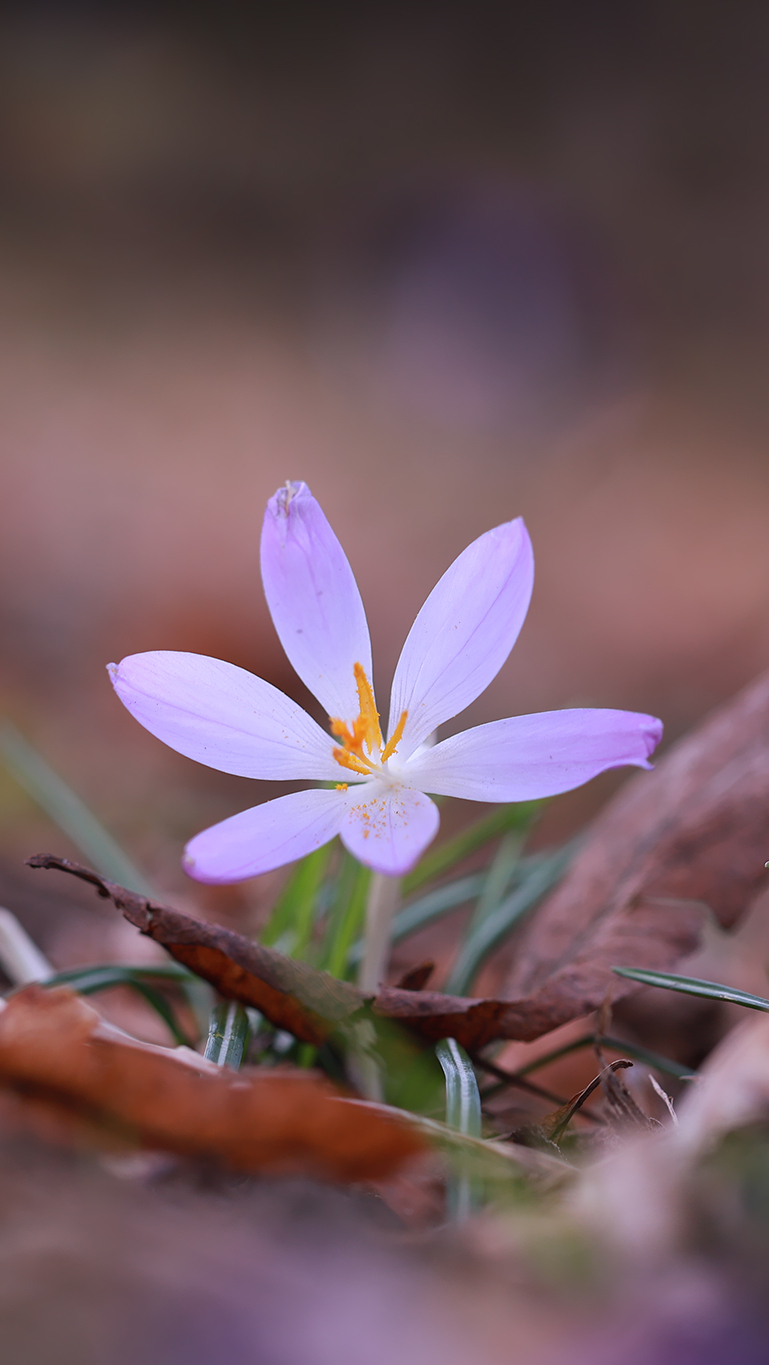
[480,1032,694,1106]
[47,968,135,994]
[317,853,371,978]
[128,980,193,1047]
[436,1037,483,1220]
[402,802,540,896]
[445,842,575,996]
[437,1037,482,1136]
[0,720,156,897]
[509,1031,695,1083]
[466,829,525,933]
[598,1034,697,1080]
[260,844,332,955]
[204,1001,250,1067]
[613,966,769,1013]
[41,963,194,1046]
[46,963,196,996]
[354,847,575,965]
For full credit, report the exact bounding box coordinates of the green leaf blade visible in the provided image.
[260,844,331,955]
[446,842,576,996]
[204,1001,250,1068]
[402,802,539,896]
[613,967,769,1013]
[0,721,156,897]
[436,1037,483,1221]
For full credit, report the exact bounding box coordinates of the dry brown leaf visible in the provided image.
[574,1010,769,1260]
[0,985,424,1182]
[506,669,769,1005]
[28,854,701,1049]
[28,855,359,1045]
[674,1010,769,1155]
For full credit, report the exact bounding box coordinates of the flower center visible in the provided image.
[330,663,407,776]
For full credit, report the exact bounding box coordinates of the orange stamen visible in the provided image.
[333,749,372,775]
[381,709,408,763]
[352,662,384,753]
[330,665,408,773]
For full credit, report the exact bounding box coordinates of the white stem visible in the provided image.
[358,872,400,994]
[0,908,54,984]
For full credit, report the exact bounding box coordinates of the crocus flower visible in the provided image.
[109,482,661,881]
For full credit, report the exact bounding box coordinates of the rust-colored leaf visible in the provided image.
[0,985,424,1181]
[28,854,702,1051]
[505,669,769,1008]
[373,888,702,1046]
[28,854,360,1046]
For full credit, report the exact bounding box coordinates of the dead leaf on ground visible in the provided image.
[574,1007,769,1260]
[28,854,702,1050]
[674,1009,769,1156]
[0,985,423,1182]
[506,669,769,1005]
[28,855,359,1045]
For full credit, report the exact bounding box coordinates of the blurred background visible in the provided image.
[2,0,769,942]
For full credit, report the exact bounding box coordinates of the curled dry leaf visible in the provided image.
[28,854,359,1046]
[506,668,769,1005]
[28,854,701,1050]
[0,984,424,1181]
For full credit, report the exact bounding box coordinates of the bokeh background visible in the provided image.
[2,1,769,951]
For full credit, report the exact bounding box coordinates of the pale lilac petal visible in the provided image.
[405,709,663,801]
[109,652,344,781]
[339,780,440,875]
[184,788,346,883]
[387,518,534,759]
[260,481,373,723]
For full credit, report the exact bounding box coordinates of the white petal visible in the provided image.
[184,788,346,883]
[260,481,373,723]
[109,652,341,781]
[405,709,663,801]
[388,518,533,758]
[339,780,440,875]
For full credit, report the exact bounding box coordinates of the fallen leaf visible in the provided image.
[373,892,702,1047]
[28,854,359,1046]
[506,669,769,1001]
[573,1008,769,1260]
[28,855,701,1050]
[0,985,424,1181]
[674,1009,769,1156]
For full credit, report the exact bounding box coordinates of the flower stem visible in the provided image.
[358,872,400,994]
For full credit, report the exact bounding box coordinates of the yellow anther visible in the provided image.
[381,709,408,763]
[335,782,349,791]
[330,664,407,771]
[353,662,383,753]
[332,748,372,776]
